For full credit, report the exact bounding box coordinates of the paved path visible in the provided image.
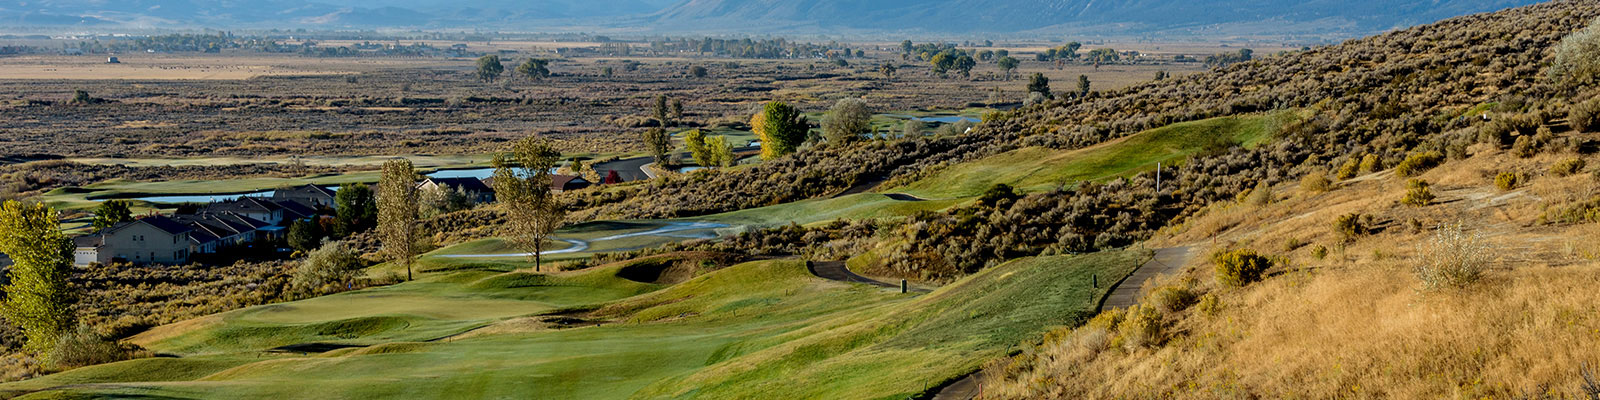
[438,222,728,258]
[926,246,1196,400]
[1102,246,1194,310]
[807,261,929,293]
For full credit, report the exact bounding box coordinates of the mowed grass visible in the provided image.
[692,193,965,228]
[895,109,1303,199]
[3,251,1141,399]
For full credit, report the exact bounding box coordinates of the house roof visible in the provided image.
[173,212,270,241]
[273,199,318,220]
[273,184,336,201]
[73,234,102,248]
[106,215,194,236]
[204,197,284,215]
[552,175,590,189]
[422,177,492,193]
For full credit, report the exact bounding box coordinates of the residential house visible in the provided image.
[173,212,271,254]
[73,235,102,266]
[553,175,592,192]
[273,184,337,210]
[418,177,495,204]
[204,197,290,226]
[97,216,193,265]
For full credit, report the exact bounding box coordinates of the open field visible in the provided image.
[0,250,1142,399]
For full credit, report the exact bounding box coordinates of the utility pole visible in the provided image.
[1156,162,1162,192]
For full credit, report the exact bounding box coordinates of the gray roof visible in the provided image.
[106,215,194,236]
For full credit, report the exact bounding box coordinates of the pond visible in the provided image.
[881,114,982,124]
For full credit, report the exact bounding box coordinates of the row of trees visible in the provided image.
[475,55,552,82]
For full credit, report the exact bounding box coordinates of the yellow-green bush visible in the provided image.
[1395,151,1444,177]
[1402,179,1435,207]
[1359,154,1381,173]
[1115,305,1164,349]
[1551,158,1587,177]
[1212,248,1273,287]
[1301,171,1332,193]
[1495,172,1520,191]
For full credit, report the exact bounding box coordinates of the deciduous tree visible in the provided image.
[515,58,550,80]
[475,55,504,82]
[752,102,809,160]
[492,136,565,271]
[642,127,672,164]
[822,98,871,144]
[377,158,420,281]
[0,201,75,355]
[90,200,132,232]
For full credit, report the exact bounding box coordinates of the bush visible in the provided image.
[1332,213,1371,242]
[1311,245,1328,260]
[1359,154,1381,173]
[1335,157,1361,180]
[1572,100,1600,133]
[1414,222,1491,290]
[1511,135,1537,158]
[1549,18,1600,87]
[1115,305,1164,349]
[1300,171,1332,193]
[1195,294,1222,317]
[47,325,132,369]
[1245,182,1274,206]
[1402,179,1435,207]
[1495,172,1520,191]
[1551,158,1588,177]
[292,240,367,295]
[1395,151,1444,177]
[1212,249,1273,287]
[1148,285,1196,313]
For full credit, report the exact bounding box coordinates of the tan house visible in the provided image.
[96,216,194,265]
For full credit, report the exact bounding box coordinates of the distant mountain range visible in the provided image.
[0,0,1551,37]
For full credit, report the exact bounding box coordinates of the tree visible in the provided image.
[671,98,684,122]
[952,54,977,77]
[900,40,914,54]
[90,200,132,232]
[752,102,809,160]
[684,129,714,168]
[515,58,550,81]
[334,183,376,237]
[653,94,670,126]
[492,136,565,272]
[996,56,1019,80]
[1077,75,1092,97]
[287,219,324,252]
[1027,73,1051,99]
[377,158,420,281]
[291,240,365,296]
[706,135,735,167]
[879,62,897,80]
[0,201,75,355]
[690,65,708,78]
[902,119,926,137]
[822,98,871,144]
[641,127,672,164]
[475,55,504,82]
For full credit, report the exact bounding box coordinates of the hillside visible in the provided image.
[650,0,1544,34]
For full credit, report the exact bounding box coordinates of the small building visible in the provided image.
[98,216,194,265]
[418,177,495,204]
[106,56,120,64]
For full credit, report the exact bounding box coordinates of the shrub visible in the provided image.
[1359,154,1381,173]
[1335,157,1361,180]
[47,325,131,368]
[1300,171,1332,193]
[1540,196,1600,224]
[1245,182,1274,206]
[1195,294,1222,317]
[292,240,367,296]
[1212,249,1273,287]
[1495,172,1520,191]
[1572,100,1600,133]
[1311,245,1328,260]
[1115,305,1164,349]
[1511,135,1537,158]
[1282,237,1303,251]
[1551,158,1587,177]
[1402,179,1435,207]
[1332,213,1371,242]
[1149,285,1196,313]
[1414,222,1491,290]
[1395,151,1444,177]
[1549,17,1600,88]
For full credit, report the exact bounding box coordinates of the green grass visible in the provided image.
[3,251,1142,399]
[895,109,1303,199]
[690,193,964,228]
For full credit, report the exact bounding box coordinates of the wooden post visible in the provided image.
[1093,274,1098,288]
[900,279,908,294]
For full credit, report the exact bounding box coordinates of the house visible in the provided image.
[273,184,336,210]
[106,56,120,63]
[204,197,289,226]
[173,212,271,254]
[483,175,591,193]
[418,177,495,204]
[553,175,592,192]
[97,216,194,265]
